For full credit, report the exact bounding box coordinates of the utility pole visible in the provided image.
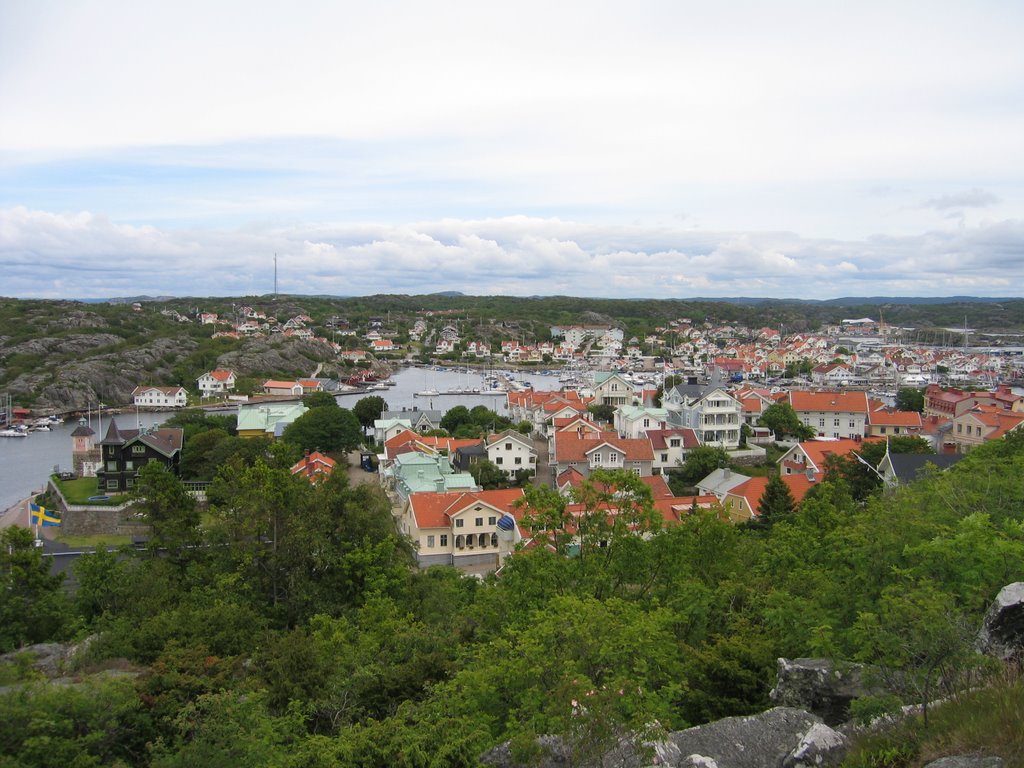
[274,254,278,299]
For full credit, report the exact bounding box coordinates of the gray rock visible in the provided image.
[923,756,1005,768]
[769,658,879,726]
[782,722,846,768]
[668,707,842,768]
[977,582,1024,661]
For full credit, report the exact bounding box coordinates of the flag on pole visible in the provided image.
[29,502,61,527]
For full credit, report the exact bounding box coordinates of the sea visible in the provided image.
[0,365,566,511]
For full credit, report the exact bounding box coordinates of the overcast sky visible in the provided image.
[1,1,1022,300]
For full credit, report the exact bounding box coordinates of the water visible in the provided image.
[0,366,567,511]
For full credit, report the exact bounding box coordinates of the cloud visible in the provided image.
[923,188,1001,210]
[2,207,1022,301]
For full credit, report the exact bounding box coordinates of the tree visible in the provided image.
[283,406,363,453]
[352,395,388,429]
[132,461,200,555]
[679,445,730,485]
[758,402,814,441]
[304,390,339,410]
[588,403,616,424]
[469,459,509,490]
[895,387,925,412]
[754,474,796,528]
[179,427,231,479]
[440,405,472,434]
[0,526,71,651]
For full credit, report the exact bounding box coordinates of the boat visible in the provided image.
[0,428,28,438]
[414,389,440,397]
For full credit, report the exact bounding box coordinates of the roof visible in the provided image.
[236,402,308,433]
[553,431,655,462]
[290,451,337,480]
[960,405,1024,439]
[646,428,700,450]
[132,385,186,396]
[885,453,965,483]
[867,408,924,427]
[408,488,525,529]
[783,438,884,475]
[101,419,183,456]
[788,390,869,414]
[263,379,301,389]
[726,473,816,517]
[696,467,750,497]
[70,424,95,437]
[204,369,235,381]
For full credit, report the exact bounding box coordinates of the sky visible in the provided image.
[1,1,1022,301]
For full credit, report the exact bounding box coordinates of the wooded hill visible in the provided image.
[2,423,1023,766]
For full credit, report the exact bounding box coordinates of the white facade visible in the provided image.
[486,432,537,479]
[132,386,187,408]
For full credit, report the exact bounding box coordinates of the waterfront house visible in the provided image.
[96,420,184,493]
[132,386,188,409]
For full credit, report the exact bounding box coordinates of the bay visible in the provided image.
[0,366,566,511]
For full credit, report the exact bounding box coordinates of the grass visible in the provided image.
[54,533,133,548]
[51,476,127,506]
[842,670,1023,768]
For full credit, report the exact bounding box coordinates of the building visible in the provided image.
[485,430,537,479]
[236,402,308,439]
[132,386,188,408]
[96,420,184,493]
[290,450,337,483]
[551,430,654,479]
[401,488,525,572]
[947,405,1024,454]
[787,391,869,440]
[197,369,236,395]
[663,383,742,449]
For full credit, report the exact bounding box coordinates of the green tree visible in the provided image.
[283,406,363,453]
[180,427,231,479]
[352,395,388,430]
[895,387,925,412]
[304,390,340,410]
[470,459,509,490]
[132,461,200,556]
[754,474,796,528]
[758,402,814,441]
[679,445,730,485]
[440,405,472,434]
[0,526,71,652]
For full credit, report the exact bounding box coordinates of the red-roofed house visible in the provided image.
[722,474,816,523]
[866,407,924,438]
[290,450,337,483]
[948,405,1024,453]
[401,488,526,572]
[646,428,700,474]
[777,438,883,481]
[788,390,869,439]
[197,369,236,395]
[551,431,654,480]
[263,380,304,396]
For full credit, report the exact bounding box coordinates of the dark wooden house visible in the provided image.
[96,419,184,493]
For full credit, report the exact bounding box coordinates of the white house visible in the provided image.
[663,383,742,449]
[132,386,188,408]
[196,369,236,395]
[485,430,537,479]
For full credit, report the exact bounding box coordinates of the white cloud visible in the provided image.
[2,207,1022,300]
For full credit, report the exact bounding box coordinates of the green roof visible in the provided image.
[237,402,308,434]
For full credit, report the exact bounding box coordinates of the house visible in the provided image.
[777,438,882,481]
[551,430,654,480]
[197,369,236,395]
[646,427,700,475]
[132,386,188,409]
[721,473,816,523]
[866,407,923,437]
[373,417,414,445]
[877,452,965,487]
[485,430,537,479]
[695,467,751,501]
[788,390,869,440]
[614,404,668,440]
[663,383,742,449]
[811,362,853,386]
[96,420,184,493]
[370,339,397,353]
[947,405,1024,454]
[290,451,337,483]
[236,402,308,439]
[591,372,638,408]
[380,407,444,434]
[262,380,304,397]
[384,451,479,504]
[400,488,525,572]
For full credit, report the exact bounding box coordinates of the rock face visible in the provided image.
[480,708,847,768]
[976,582,1024,661]
[769,658,878,726]
[924,757,1005,768]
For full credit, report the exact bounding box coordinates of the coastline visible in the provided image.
[0,494,32,530]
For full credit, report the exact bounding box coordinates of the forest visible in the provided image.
[1,419,1023,765]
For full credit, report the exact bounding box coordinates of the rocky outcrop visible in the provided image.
[769,658,880,726]
[480,708,847,768]
[976,582,1024,661]
[924,756,1005,768]
[216,337,337,378]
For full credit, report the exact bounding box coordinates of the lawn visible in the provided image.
[51,476,127,506]
[54,533,133,548]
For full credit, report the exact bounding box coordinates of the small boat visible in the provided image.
[414,389,440,397]
[0,428,28,438]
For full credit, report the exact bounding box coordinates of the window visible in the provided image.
[879,427,886,434]
[475,517,483,527]
[132,445,145,454]
[592,452,602,463]
[505,442,512,450]
[849,420,856,429]
[455,518,464,528]
[106,479,119,490]
[515,457,522,465]
[957,424,962,433]
[495,457,503,465]
[643,418,650,428]
[819,418,826,427]
[669,438,680,447]
[426,535,435,548]
[455,535,465,549]
[608,452,619,464]
[478,533,487,547]
[106,461,118,471]
[661,453,669,462]
[834,418,840,427]
[440,534,448,547]
[125,478,133,489]
[488,516,496,525]
[491,533,498,547]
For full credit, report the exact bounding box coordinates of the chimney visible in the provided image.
[435,477,445,492]
[723,467,731,478]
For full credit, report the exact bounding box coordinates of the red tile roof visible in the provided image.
[408,489,525,530]
[788,390,869,413]
[553,431,655,462]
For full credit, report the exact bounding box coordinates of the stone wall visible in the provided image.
[47,480,147,537]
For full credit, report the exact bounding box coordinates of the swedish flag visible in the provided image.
[30,502,61,527]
